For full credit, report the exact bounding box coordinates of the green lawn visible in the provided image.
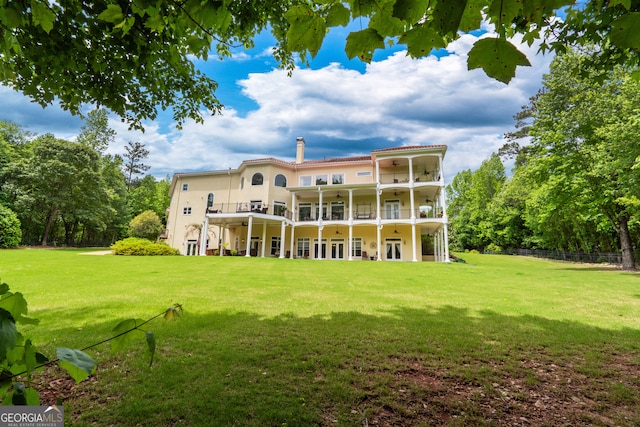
[1,249,639,426]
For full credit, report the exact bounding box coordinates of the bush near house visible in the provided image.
[0,205,21,248]
[128,210,164,241]
[111,237,179,256]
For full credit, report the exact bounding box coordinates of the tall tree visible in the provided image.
[76,109,115,153]
[16,135,105,246]
[123,141,150,190]
[2,1,640,128]
[525,52,640,270]
[447,154,506,251]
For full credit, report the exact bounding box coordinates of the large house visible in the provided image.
[165,138,450,262]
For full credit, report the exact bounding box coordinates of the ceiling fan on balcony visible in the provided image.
[393,224,400,234]
[336,192,342,199]
[335,225,342,235]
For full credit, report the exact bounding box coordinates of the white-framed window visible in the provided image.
[274,174,287,187]
[300,175,311,186]
[182,183,189,191]
[297,237,310,257]
[330,201,344,220]
[252,173,264,186]
[207,193,214,209]
[357,171,372,177]
[385,199,401,219]
[182,207,192,215]
[351,238,362,257]
[315,174,328,185]
[240,177,245,190]
[332,173,344,185]
[298,203,312,221]
[273,201,287,216]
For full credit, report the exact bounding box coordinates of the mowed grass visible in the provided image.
[1,249,640,425]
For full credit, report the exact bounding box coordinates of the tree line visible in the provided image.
[0,110,170,247]
[447,52,640,271]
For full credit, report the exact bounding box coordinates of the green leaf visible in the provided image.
[97,4,124,24]
[24,339,36,375]
[25,387,39,405]
[432,0,468,35]
[467,38,531,84]
[56,348,97,383]
[164,305,182,321]
[145,331,156,367]
[0,292,39,325]
[30,0,55,33]
[325,3,350,27]
[114,16,136,35]
[370,2,405,37]
[392,0,428,23]
[610,13,640,50]
[144,12,165,32]
[459,0,484,32]
[111,318,145,353]
[348,0,378,17]
[285,5,326,57]
[488,0,523,29]
[0,6,23,29]
[0,309,16,360]
[345,28,385,62]
[199,2,232,31]
[399,24,446,57]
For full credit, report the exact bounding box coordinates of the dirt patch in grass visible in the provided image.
[33,352,640,426]
[349,353,640,426]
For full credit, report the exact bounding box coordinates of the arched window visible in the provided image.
[251,173,264,186]
[207,193,214,209]
[274,174,287,188]
[240,177,244,190]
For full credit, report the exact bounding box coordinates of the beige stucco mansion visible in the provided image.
[164,138,450,262]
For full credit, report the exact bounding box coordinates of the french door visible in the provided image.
[385,238,402,261]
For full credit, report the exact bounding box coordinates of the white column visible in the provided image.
[290,193,296,258]
[411,223,417,262]
[376,187,382,261]
[279,220,286,258]
[348,189,353,261]
[317,189,323,260]
[245,215,253,257]
[260,221,267,258]
[443,224,450,263]
[199,219,208,256]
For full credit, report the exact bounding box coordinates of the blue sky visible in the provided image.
[0,22,553,181]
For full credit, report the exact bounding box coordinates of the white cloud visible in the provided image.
[1,31,553,182]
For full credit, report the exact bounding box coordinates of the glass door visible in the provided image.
[185,240,197,256]
[330,239,345,260]
[385,200,401,219]
[314,239,327,259]
[385,238,402,260]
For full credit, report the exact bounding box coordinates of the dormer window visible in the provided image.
[251,173,264,186]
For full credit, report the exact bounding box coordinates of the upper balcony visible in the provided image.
[379,168,441,185]
[205,202,292,220]
[376,154,442,186]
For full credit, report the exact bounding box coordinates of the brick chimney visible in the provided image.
[295,137,305,164]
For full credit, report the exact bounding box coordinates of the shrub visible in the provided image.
[111,237,180,256]
[128,210,164,241]
[0,205,21,248]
